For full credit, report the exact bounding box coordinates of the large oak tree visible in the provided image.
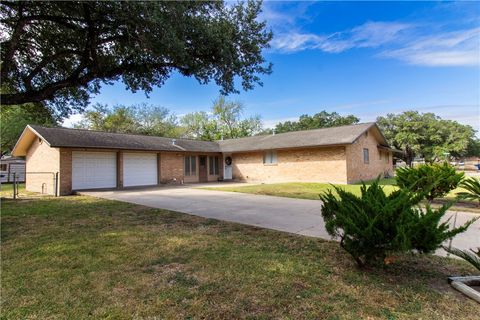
[0,1,272,117]
[377,111,479,165]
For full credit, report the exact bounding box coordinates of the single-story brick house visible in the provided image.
[12,122,394,195]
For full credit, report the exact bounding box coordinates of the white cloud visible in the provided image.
[270,19,480,67]
[271,33,324,53]
[380,27,480,66]
[62,114,84,127]
[272,21,412,53]
[260,1,315,31]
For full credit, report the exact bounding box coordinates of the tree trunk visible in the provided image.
[405,145,414,167]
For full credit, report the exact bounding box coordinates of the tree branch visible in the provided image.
[1,62,145,105]
[22,50,83,89]
[1,2,26,80]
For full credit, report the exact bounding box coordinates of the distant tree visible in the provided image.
[75,103,180,137]
[135,105,180,137]
[1,1,272,117]
[181,96,262,140]
[180,112,219,141]
[0,103,57,155]
[377,111,478,166]
[273,111,359,134]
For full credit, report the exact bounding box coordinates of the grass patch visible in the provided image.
[1,194,478,318]
[202,180,479,213]
[202,181,398,200]
[0,183,23,196]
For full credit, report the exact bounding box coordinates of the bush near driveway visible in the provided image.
[320,179,477,268]
[396,163,464,201]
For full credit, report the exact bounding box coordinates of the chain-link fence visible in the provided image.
[9,172,59,199]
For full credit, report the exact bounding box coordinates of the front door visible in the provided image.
[199,155,208,182]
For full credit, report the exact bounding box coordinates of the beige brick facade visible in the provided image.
[159,152,184,184]
[22,126,393,195]
[59,148,72,195]
[346,128,393,183]
[25,138,59,195]
[231,147,348,184]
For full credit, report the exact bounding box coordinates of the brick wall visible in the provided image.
[345,128,393,183]
[59,149,72,195]
[160,152,184,183]
[231,147,348,184]
[25,138,60,195]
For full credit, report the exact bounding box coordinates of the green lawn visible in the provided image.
[0,183,24,195]
[1,192,478,319]
[202,179,479,213]
[203,180,398,200]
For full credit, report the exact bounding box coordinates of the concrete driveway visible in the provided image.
[81,185,479,255]
[82,186,327,238]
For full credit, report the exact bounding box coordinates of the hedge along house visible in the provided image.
[12,122,394,196]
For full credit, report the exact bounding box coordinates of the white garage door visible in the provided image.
[123,153,158,187]
[72,151,117,190]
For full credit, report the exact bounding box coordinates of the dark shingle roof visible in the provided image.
[29,125,220,152]
[218,123,381,152]
[25,122,384,154]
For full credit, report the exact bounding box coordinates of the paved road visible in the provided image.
[81,186,479,256]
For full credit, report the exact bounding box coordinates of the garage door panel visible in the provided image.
[72,152,116,190]
[123,153,158,187]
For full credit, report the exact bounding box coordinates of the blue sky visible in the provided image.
[64,1,480,133]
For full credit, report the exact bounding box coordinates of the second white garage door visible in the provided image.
[123,153,158,187]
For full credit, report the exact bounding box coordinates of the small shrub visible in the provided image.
[396,162,464,201]
[457,177,480,206]
[320,179,477,267]
[443,246,480,271]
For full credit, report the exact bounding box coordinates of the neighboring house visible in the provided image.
[0,155,26,183]
[12,122,394,195]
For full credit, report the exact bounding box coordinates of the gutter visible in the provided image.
[377,144,403,154]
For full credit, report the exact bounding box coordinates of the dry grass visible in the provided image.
[1,193,479,319]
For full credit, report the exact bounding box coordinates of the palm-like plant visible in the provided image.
[443,246,480,271]
[457,177,480,207]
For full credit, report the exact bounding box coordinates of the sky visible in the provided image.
[64,1,480,133]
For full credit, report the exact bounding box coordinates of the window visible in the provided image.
[209,156,220,175]
[385,152,389,164]
[184,156,196,176]
[0,164,7,171]
[363,148,369,164]
[263,150,277,165]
